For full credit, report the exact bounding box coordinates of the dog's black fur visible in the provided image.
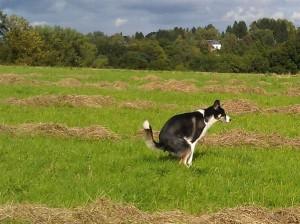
[143,100,230,167]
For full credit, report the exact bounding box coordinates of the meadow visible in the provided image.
[0,65,299,219]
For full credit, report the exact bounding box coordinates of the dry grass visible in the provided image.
[137,128,300,148]
[201,85,268,95]
[56,78,128,90]
[223,99,261,114]
[4,95,177,111]
[87,81,128,90]
[0,74,129,91]
[120,100,177,110]
[1,199,300,224]
[286,87,300,96]
[0,123,119,140]
[132,74,162,82]
[56,78,83,87]
[5,95,115,108]
[0,74,25,84]
[0,74,48,86]
[141,79,199,93]
[227,79,246,85]
[265,104,300,114]
[119,100,156,110]
[203,129,300,148]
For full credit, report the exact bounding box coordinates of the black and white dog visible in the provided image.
[143,100,231,167]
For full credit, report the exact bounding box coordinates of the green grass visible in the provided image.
[0,65,299,214]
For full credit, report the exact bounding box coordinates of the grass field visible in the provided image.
[0,65,299,217]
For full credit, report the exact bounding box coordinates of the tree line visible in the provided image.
[0,10,300,74]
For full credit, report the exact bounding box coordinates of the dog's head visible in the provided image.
[212,100,231,123]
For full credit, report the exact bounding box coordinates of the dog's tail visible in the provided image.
[143,120,163,150]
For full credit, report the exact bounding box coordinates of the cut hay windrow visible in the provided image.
[203,129,300,148]
[136,128,300,148]
[223,99,261,114]
[119,100,155,110]
[119,100,177,110]
[56,78,128,90]
[1,199,300,224]
[222,100,299,114]
[201,84,268,95]
[0,74,129,90]
[56,78,83,87]
[5,95,115,108]
[86,81,128,90]
[132,74,162,82]
[286,87,300,96]
[0,123,119,140]
[140,79,199,93]
[265,104,300,114]
[0,73,50,86]
[4,95,177,111]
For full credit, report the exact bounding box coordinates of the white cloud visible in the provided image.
[271,11,285,19]
[291,11,300,21]
[31,21,49,26]
[114,18,128,27]
[222,7,264,22]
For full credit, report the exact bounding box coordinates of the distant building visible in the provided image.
[207,40,222,51]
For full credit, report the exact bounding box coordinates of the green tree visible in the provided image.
[4,15,46,65]
[227,21,248,39]
[36,26,96,66]
[0,10,8,37]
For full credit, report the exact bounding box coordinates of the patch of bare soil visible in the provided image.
[201,85,267,95]
[0,123,119,140]
[5,95,114,108]
[265,104,300,114]
[286,87,300,96]
[1,199,300,224]
[132,74,162,82]
[223,99,261,114]
[141,79,199,93]
[203,129,300,148]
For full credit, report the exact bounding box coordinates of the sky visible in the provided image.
[1,0,300,35]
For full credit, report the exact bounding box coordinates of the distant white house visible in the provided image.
[207,40,222,51]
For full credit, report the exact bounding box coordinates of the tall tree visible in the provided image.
[4,15,46,65]
[0,10,8,37]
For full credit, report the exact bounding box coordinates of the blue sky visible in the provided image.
[1,0,300,35]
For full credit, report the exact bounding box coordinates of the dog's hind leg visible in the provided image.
[181,149,192,167]
[164,137,191,167]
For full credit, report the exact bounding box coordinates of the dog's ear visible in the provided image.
[213,100,220,110]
